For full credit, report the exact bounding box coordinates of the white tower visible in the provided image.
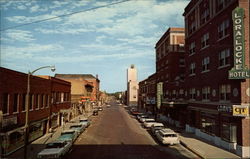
[127,64,138,106]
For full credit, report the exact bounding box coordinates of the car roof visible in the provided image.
[62,129,75,133]
[144,118,155,121]
[152,123,164,126]
[49,140,65,144]
[159,128,176,134]
[70,123,82,126]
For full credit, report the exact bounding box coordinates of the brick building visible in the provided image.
[183,0,249,157]
[155,27,186,127]
[138,73,157,113]
[0,67,71,156]
[55,74,100,104]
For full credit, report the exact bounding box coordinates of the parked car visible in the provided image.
[143,121,160,129]
[69,124,85,135]
[98,106,103,111]
[140,117,153,123]
[79,118,91,127]
[93,110,98,116]
[137,114,148,120]
[151,123,165,135]
[155,128,180,145]
[57,130,78,143]
[37,140,72,159]
[142,118,155,128]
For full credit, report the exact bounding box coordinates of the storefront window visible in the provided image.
[51,115,58,128]
[221,123,237,142]
[29,122,43,142]
[201,113,216,135]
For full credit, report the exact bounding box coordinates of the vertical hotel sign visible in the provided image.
[157,82,163,109]
[229,7,250,79]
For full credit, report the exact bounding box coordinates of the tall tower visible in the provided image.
[127,64,138,106]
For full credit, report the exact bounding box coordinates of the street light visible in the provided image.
[23,65,55,159]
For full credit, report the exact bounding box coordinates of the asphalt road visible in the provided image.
[66,103,199,159]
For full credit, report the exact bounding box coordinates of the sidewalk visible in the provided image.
[7,112,92,159]
[178,132,241,159]
[161,123,241,159]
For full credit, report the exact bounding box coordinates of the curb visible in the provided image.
[180,140,206,159]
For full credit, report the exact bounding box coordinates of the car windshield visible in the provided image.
[80,120,88,122]
[163,134,177,137]
[46,142,65,149]
[70,125,81,128]
[155,126,164,130]
[61,132,74,135]
[145,120,155,122]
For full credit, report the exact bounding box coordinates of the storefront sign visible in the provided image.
[217,105,232,113]
[157,82,163,109]
[146,97,156,104]
[233,105,249,117]
[229,7,250,79]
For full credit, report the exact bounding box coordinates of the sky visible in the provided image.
[0,0,189,93]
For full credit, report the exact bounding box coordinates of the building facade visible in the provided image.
[55,74,100,103]
[127,65,138,106]
[0,67,71,157]
[138,73,157,113]
[155,27,186,127]
[183,0,249,157]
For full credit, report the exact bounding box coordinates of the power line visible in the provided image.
[0,0,131,32]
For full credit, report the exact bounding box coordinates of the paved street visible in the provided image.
[66,102,199,159]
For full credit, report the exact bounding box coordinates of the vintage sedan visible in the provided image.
[57,130,78,143]
[79,118,91,127]
[37,140,72,159]
[150,123,165,135]
[69,124,85,136]
[155,128,180,145]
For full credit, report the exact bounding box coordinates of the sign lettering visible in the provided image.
[233,105,249,117]
[229,7,250,79]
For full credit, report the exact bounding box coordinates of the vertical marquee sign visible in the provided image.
[229,7,250,79]
[157,82,163,109]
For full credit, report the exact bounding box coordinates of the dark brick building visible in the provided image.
[183,0,249,157]
[0,67,71,156]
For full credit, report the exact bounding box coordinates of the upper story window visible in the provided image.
[216,0,233,12]
[200,8,210,25]
[179,89,184,98]
[202,57,210,72]
[22,94,26,111]
[189,62,196,75]
[29,94,34,111]
[218,19,230,39]
[179,58,185,66]
[189,42,195,55]
[172,90,176,98]
[189,21,196,34]
[219,84,231,101]
[35,94,39,109]
[13,93,19,113]
[188,12,196,35]
[201,33,209,48]
[202,86,210,100]
[2,93,9,115]
[219,49,230,67]
[189,88,196,100]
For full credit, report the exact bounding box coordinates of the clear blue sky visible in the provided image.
[0,0,189,93]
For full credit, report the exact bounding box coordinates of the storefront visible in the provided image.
[0,118,48,156]
[160,101,188,128]
[185,103,249,155]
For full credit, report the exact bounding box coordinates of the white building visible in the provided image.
[127,64,138,106]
